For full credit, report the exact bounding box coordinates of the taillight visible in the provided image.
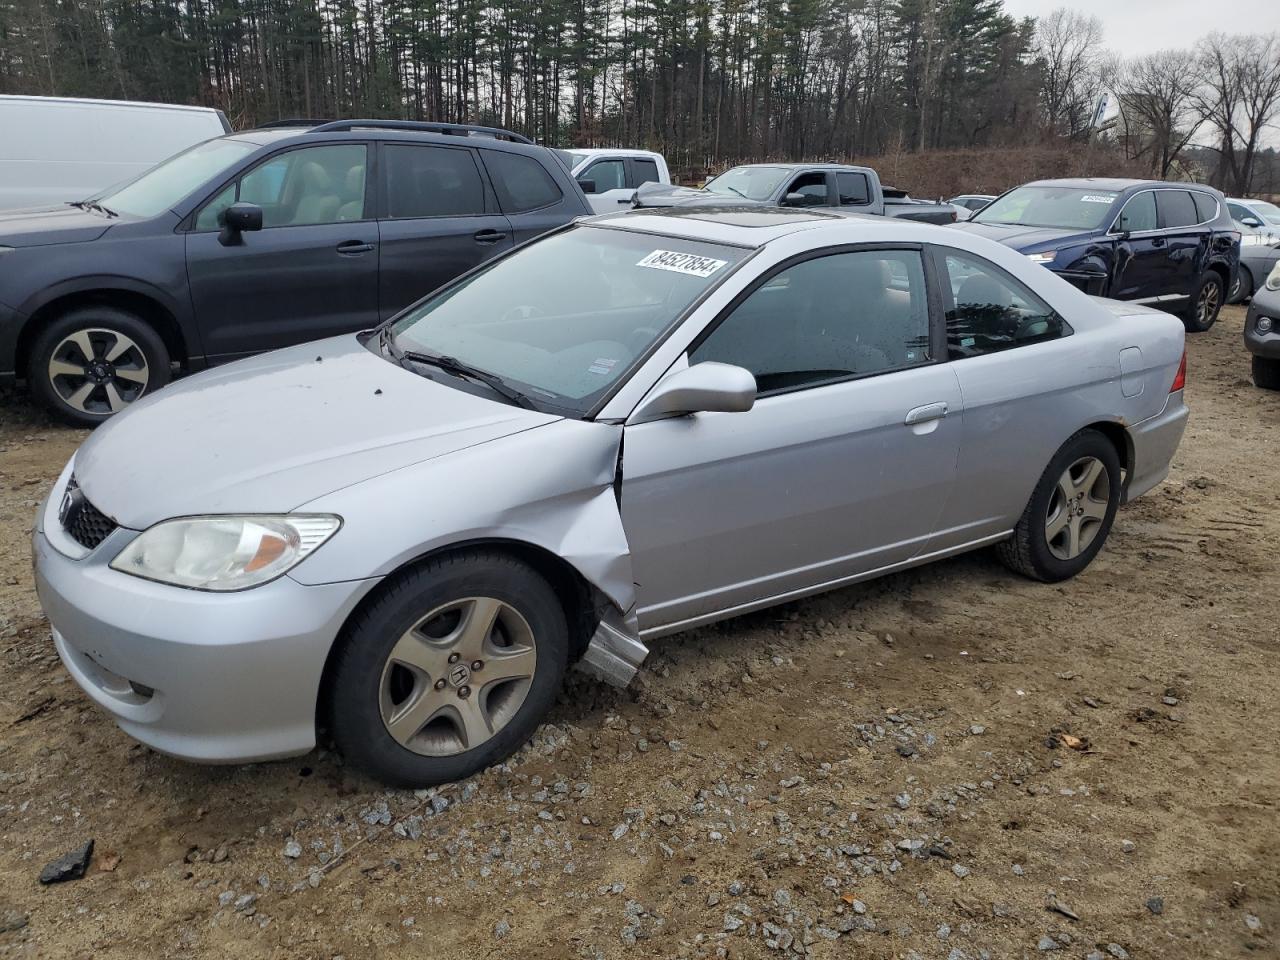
[1170,349,1186,392]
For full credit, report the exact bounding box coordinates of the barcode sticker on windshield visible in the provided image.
[1081,194,1117,204]
[636,250,728,278]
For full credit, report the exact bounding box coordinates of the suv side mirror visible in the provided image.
[782,192,808,207]
[578,179,597,194]
[218,202,264,246]
[630,362,756,423]
[1242,216,1262,228]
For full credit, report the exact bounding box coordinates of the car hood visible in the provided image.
[0,205,113,247]
[953,221,1093,251]
[74,335,560,530]
[632,181,764,208]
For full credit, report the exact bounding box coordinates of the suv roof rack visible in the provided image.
[308,119,533,145]
[256,118,333,129]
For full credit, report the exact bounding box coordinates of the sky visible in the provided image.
[1001,0,1280,56]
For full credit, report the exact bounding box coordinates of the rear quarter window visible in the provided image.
[483,151,563,213]
[1191,192,1218,224]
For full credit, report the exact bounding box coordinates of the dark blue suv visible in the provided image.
[955,178,1240,334]
[0,120,590,425]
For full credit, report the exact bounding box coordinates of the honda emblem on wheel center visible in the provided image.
[448,663,471,688]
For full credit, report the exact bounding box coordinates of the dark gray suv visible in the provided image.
[0,120,591,425]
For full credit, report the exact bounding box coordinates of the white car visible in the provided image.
[0,96,231,211]
[554,148,671,214]
[947,194,997,221]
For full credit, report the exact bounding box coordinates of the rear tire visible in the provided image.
[1181,271,1225,332]
[1253,355,1280,390]
[327,550,569,787]
[28,306,171,427]
[996,429,1122,582]
[1230,266,1253,304]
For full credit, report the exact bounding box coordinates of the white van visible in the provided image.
[0,96,231,211]
[553,148,671,214]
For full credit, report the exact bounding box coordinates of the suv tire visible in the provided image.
[1181,271,1225,332]
[996,429,1122,582]
[1253,355,1280,390]
[327,550,569,787]
[29,306,171,427]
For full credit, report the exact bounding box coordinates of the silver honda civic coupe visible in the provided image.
[33,208,1188,786]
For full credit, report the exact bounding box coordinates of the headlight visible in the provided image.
[1026,251,1057,265]
[110,515,341,591]
[1268,261,1280,292]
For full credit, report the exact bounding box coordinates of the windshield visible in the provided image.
[96,138,257,218]
[974,186,1120,230]
[389,225,748,415]
[704,166,790,201]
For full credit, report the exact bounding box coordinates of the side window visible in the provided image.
[632,158,661,188]
[690,250,931,393]
[195,183,236,231]
[1115,192,1157,233]
[582,159,626,192]
[1192,192,1218,224]
[836,172,870,206]
[195,144,367,230]
[484,151,563,213]
[941,250,1065,359]
[785,172,829,206]
[384,145,485,219]
[1157,190,1199,228]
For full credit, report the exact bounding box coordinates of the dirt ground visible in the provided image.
[0,305,1276,960]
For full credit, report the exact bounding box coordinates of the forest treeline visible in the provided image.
[1,0,1278,193]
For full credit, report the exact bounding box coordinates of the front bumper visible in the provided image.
[1244,293,1280,360]
[33,492,378,763]
[1124,390,1189,503]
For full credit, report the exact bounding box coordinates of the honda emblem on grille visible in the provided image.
[58,484,84,528]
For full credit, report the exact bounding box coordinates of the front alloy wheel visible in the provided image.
[328,550,569,787]
[47,328,150,416]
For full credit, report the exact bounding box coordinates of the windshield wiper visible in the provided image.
[86,201,118,218]
[720,185,749,200]
[399,347,537,410]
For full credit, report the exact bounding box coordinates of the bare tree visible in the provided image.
[1112,49,1201,177]
[1033,7,1104,139]
[1194,32,1280,194]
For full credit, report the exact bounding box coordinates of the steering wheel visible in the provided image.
[500,304,546,324]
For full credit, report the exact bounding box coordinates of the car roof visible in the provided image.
[726,162,866,172]
[564,148,662,158]
[585,206,945,248]
[0,94,223,115]
[226,126,553,156]
[1026,177,1217,194]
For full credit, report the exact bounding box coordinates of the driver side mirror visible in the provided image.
[1242,216,1262,228]
[630,362,756,423]
[218,202,263,246]
[782,192,808,207]
[578,179,597,194]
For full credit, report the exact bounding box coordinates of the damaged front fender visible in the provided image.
[290,418,648,685]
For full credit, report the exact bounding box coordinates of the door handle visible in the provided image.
[617,196,633,204]
[336,241,374,255]
[474,229,507,245]
[904,402,948,426]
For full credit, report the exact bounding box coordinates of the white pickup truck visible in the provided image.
[554,148,672,215]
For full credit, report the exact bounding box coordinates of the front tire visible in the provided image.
[1181,271,1225,332]
[1253,355,1280,390]
[996,429,1122,582]
[28,306,171,427]
[327,551,569,787]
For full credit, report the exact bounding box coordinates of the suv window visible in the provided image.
[836,172,871,206]
[690,250,931,393]
[940,250,1065,358]
[582,159,626,192]
[1192,192,1218,223]
[384,144,485,219]
[484,151,562,213]
[1115,191,1157,233]
[1157,190,1200,228]
[632,158,661,187]
[785,172,829,206]
[195,144,368,230]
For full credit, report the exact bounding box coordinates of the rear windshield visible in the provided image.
[974,185,1120,230]
[97,138,257,218]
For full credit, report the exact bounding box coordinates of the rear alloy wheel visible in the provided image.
[1253,355,1280,391]
[1182,271,1224,333]
[328,551,568,786]
[996,429,1122,582]
[29,307,171,427]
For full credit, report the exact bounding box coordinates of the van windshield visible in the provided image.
[96,138,257,218]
